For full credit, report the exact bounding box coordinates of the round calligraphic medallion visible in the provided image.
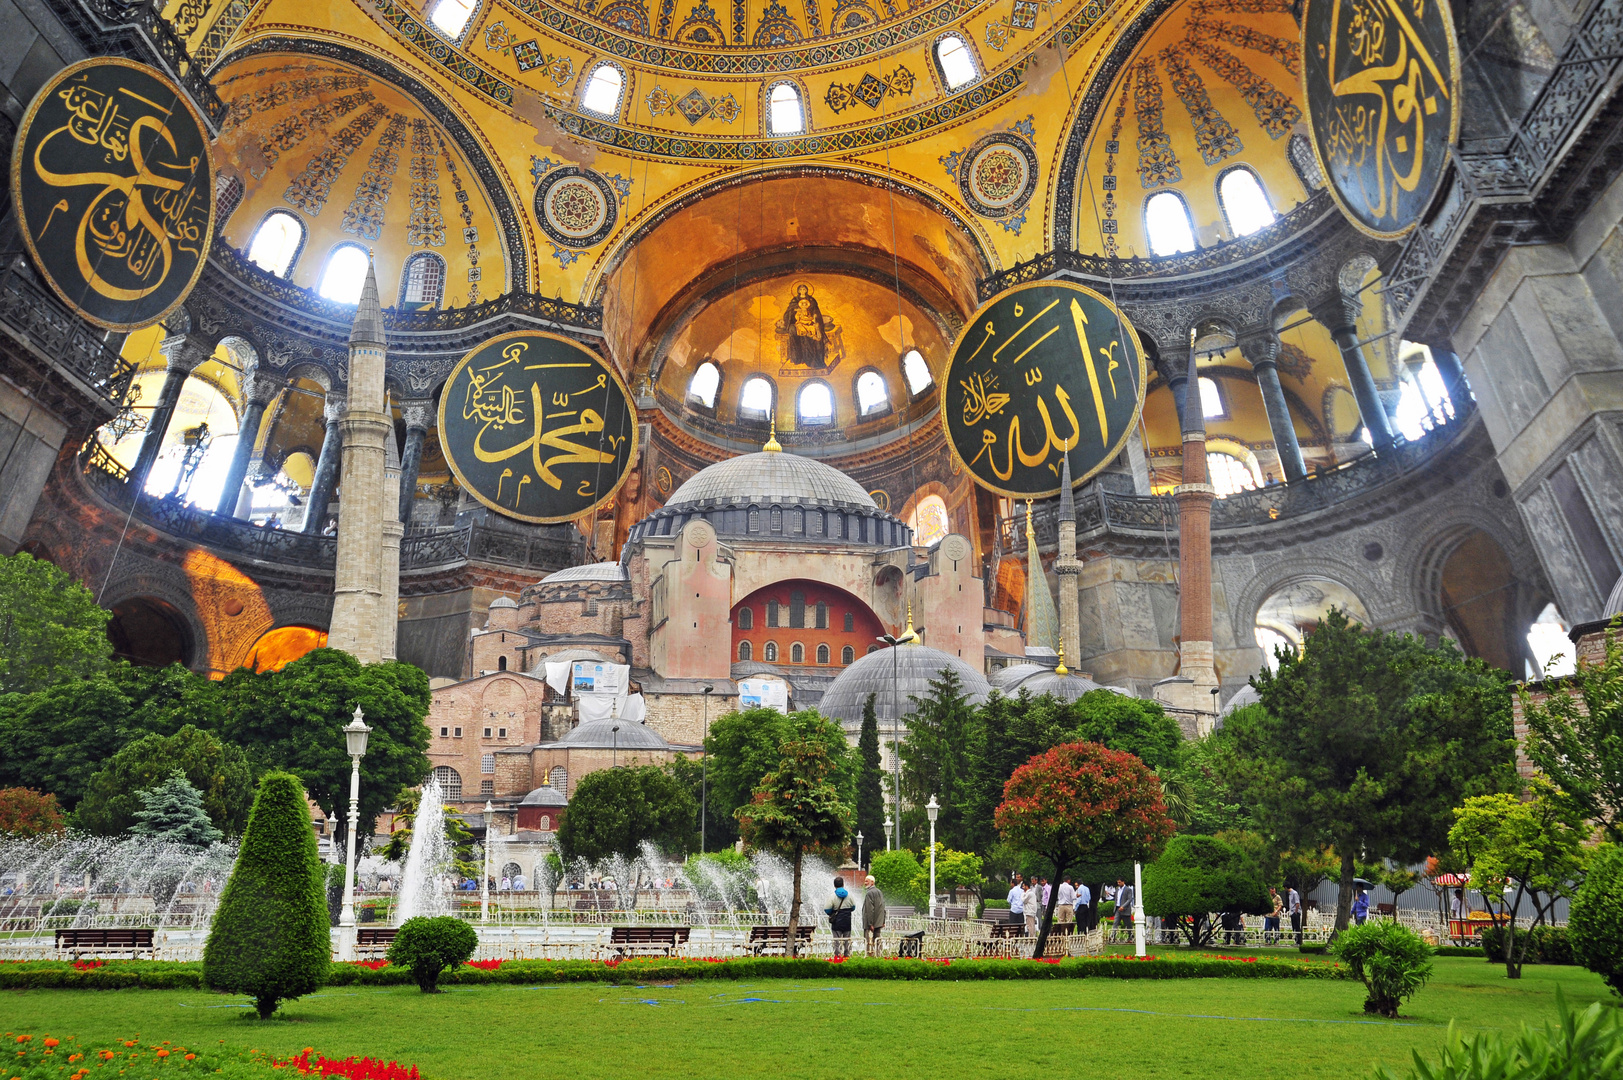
[942,281,1146,500]
[534,167,617,248]
[436,331,638,524]
[959,133,1038,219]
[1302,0,1460,240]
[10,57,215,331]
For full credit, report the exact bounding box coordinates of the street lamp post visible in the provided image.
[855,831,864,868]
[925,796,939,918]
[612,724,620,768]
[876,609,920,854]
[883,816,893,851]
[337,705,371,962]
[701,685,714,854]
[480,801,494,925]
[1133,861,1146,958]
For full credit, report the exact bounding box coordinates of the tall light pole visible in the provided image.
[876,606,919,854]
[1133,861,1146,958]
[337,705,371,962]
[855,831,864,868]
[480,800,494,925]
[700,685,714,854]
[612,724,620,768]
[883,816,893,851]
[925,795,939,919]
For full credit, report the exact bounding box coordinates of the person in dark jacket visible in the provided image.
[825,876,856,958]
[861,874,887,955]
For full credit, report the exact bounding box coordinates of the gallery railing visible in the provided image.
[0,260,136,410]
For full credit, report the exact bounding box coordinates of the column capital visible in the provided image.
[157,334,215,375]
[400,399,434,432]
[242,369,282,407]
[1309,295,1360,337]
[1235,329,1280,371]
[323,393,348,424]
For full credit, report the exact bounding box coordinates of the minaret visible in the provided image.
[1054,452,1083,671]
[1171,342,1219,733]
[1023,500,1060,653]
[380,421,403,662]
[328,256,392,663]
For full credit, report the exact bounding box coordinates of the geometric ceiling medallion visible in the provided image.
[950,123,1038,234]
[533,166,619,249]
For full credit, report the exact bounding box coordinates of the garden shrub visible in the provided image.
[1371,995,1622,1080]
[1330,921,1433,1018]
[1569,842,1623,996]
[1143,834,1270,947]
[869,849,925,908]
[203,772,331,1018]
[1478,925,1574,966]
[324,862,348,927]
[388,915,479,992]
[1431,946,1485,958]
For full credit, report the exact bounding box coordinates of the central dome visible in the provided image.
[664,451,879,511]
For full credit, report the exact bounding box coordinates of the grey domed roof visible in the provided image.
[489,595,518,608]
[1606,575,1623,618]
[542,562,629,584]
[665,452,877,511]
[1007,670,1127,700]
[1220,684,1261,718]
[552,718,670,751]
[990,662,1047,690]
[819,644,992,724]
[519,784,568,807]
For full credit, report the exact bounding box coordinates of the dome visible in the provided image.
[489,596,518,609]
[552,718,670,751]
[818,644,992,724]
[1606,575,1623,618]
[541,562,630,584]
[989,662,1047,690]
[1220,684,1261,718]
[1004,670,1127,701]
[519,784,568,807]
[665,451,879,512]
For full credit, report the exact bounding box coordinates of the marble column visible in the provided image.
[215,370,279,517]
[397,399,432,526]
[1162,346,1219,735]
[130,334,212,493]
[302,391,346,534]
[1054,453,1082,671]
[1426,343,1470,411]
[1238,329,1307,482]
[1313,296,1395,450]
[381,423,403,662]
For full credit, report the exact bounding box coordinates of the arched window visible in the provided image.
[841,645,855,664]
[581,62,626,119]
[429,0,477,37]
[1218,167,1275,238]
[497,655,507,670]
[481,753,495,774]
[247,210,305,277]
[764,641,779,662]
[935,33,979,90]
[689,361,721,408]
[798,381,833,425]
[539,815,551,831]
[399,252,446,309]
[1208,451,1261,497]
[431,765,462,801]
[1288,133,1325,191]
[855,370,889,416]
[908,493,949,547]
[866,644,879,654]
[814,601,828,629]
[318,243,370,304]
[550,765,567,789]
[1198,377,1227,420]
[738,640,752,661]
[767,82,805,136]
[215,173,244,229]
[816,643,830,665]
[843,611,853,632]
[790,642,804,664]
[739,375,774,420]
[766,599,780,627]
[902,349,932,395]
[1145,192,1196,256]
[789,590,806,628]
[737,605,753,630]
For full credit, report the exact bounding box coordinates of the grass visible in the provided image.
[1,958,1615,1079]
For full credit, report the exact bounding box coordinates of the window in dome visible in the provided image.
[689,361,721,408]
[790,642,804,664]
[1144,191,1196,256]
[1198,377,1229,421]
[737,606,753,630]
[317,244,370,304]
[841,645,855,665]
[855,370,889,416]
[215,173,244,228]
[430,0,477,37]
[908,494,949,547]
[1218,167,1276,238]
[764,641,779,662]
[247,210,305,278]
[935,33,979,90]
[817,643,830,665]
[738,640,752,661]
[1288,133,1325,191]
[739,375,774,420]
[902,349,932,395]
[581,62,626,119]
[1208,451,1261,497]
[399,251,446,309]
[767,82,805,136]
[798,380,833,425]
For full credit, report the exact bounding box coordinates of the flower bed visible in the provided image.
[1,1034,415,1079]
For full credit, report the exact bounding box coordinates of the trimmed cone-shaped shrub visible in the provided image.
[1570,843,1623,996]
[203,772,331,1018]
[388,916,479,992]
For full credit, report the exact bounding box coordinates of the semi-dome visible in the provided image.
[519,783,568,808]
[665,451,878,511]
[1220,684,1261,718]
[488,596,518,609]
[1605,574,1623,619]
[549,718,671,751]
[818,644,992,724]
[541,562,630,584]
[1002,669,1127,701]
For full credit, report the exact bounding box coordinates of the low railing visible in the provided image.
[0,260,136,409]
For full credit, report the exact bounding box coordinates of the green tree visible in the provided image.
[1521,620,1623,841]
[1143,833,1271,946]
[1161,706,1258,835]
[1448,781,1588,979]
[556,764,697,862]
[130,772,223,847]
[216,649,430,840]
[663,755,727,854]
[736,737,853,956]
[910,843,986,905]
[76,725,254,837]
[388,916,478,993]
[1568,843,1623,996]
[869,848,926,909]
[0,674,141,808]
[704,707,854,849]
[0,787,65,837]
[1330,921,1433,1018]
[897,668,978,849]
[203,772,331,1018]
[1236,608,1517,932]
[113,662,224,738]
[855,693,885,863]
[0,552,111,694]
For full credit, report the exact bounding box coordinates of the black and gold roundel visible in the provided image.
[942,282,1146,500]
[1302,0,1460,240]
[437,331,638,525]
[10,57,215,331]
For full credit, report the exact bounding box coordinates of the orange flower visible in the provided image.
[68,1052,82,1062]
[185,1054,195,1061]
[43,1039,58,1048]
[12,1037,28,1044]
[123,1041,135,1047]
[155,1050,169,1058]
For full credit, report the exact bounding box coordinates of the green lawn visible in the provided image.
[2,958,1615,1079]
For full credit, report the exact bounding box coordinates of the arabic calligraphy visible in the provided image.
[943,282,1146,499]
[1304,0,1458,239]
[11,58,214,330]
[437,331,638,525]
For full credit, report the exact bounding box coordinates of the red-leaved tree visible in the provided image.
[995,742,1176,958]
[0,787,66,837]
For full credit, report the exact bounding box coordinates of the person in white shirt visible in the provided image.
[1075,881,1092,931]
[1055,879,1076,932]
[1288,886,1303,945]
[1006,873,1025,925]
[1023,882,1039,935]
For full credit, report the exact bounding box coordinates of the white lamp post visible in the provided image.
[337,705,371,962]
[883,816,893,852]
[925,795,939,919]
[480,801,494,925]
[855,831,864,868]
[1133,861,1146,958]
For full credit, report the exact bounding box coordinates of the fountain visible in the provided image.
[395,778,453,923]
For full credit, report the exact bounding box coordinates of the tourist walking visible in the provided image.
[1074,880,1091,931]
[1353,889,1370,925]
[1288,886,1303,945]
[1023,880,1039,936]
[861,875,886,955]
[1264,886,1282,945]
[1114,878,1134,928]
[824,875,856,958]
[1007,873,1025,926]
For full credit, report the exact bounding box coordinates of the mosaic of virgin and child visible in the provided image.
[777,283,845,371]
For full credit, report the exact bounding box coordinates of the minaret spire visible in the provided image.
[1055,451,1083,672]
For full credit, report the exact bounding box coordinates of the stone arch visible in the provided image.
[1401,509,1546,670]
[1230,556,1387,649]
[283,362,332,393]
[106,596,197,668]
[100,568,208,668]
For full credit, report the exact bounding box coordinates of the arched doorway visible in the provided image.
[106,597,193,667]
[1436,530,1523,673]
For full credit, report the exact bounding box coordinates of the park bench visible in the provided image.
[974,921,1026,957]
[355,927,397,955]
[937,904,970,921]
[746,924,815,955]
[55,927,154,958]
[608,925,691,958]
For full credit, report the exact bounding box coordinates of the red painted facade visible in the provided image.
[731,580,883,668]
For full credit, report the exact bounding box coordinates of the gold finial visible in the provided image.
[1025,499,1035,542]
[763,411,782,453]
[899,601,919,645]
[1055,641,1069,677]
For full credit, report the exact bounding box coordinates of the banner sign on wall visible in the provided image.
[738,678,789,713]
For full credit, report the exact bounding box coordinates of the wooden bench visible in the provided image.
[608,925,691,957]
[355,927,397,955]
[746,924,816,956]
[55,928,154,958]
[976,922,1027,957]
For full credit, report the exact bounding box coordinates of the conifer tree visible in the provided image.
[855,694,885,863]
[129,771,223,847]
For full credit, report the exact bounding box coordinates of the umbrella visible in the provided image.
[1352,877,1375,888]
